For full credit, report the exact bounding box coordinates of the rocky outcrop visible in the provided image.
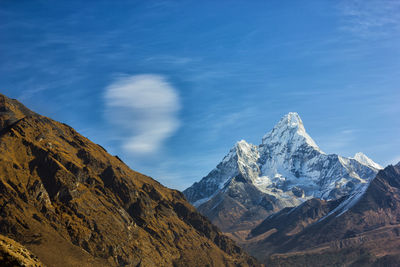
[0,234,44,267]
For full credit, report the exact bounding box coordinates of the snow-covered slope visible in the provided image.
[353,152,383,170]
[183,112,382,232]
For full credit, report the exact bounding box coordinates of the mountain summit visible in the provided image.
[261,112,321,151]
[184,112,381,235]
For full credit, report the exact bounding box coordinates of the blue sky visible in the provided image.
[1,0,400,190]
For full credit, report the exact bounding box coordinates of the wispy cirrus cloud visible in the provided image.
[104,74,180,154]
[338,0,400,38]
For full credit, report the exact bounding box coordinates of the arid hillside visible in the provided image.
[0,93,260,267]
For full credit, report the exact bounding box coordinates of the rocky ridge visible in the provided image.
[0,93,260,267]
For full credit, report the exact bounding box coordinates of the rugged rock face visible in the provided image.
[0,94,260,267]
[246,163,400,266]
[184,112,381,234]
[0,234,44,267]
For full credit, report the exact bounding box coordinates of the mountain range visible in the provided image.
[247,162,400,266]
[2,92,398,267]
[0,93,259,267]
[184,112,382,235]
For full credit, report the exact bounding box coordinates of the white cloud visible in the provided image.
[104,74,180,154]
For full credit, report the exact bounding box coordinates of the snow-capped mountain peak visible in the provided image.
[236,139,251,150]
[261,112,322,153]
[235,140,257,158]
[279,112,304,130]
[183,112,381,232]
[353,152,383,170]
[221,140,256,163]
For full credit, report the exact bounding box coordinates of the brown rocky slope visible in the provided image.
[0,93,260,267]
[0,234,44,267]
[246,163,400,266]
